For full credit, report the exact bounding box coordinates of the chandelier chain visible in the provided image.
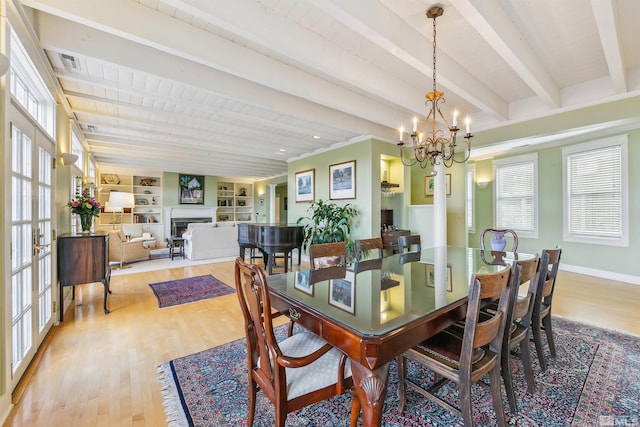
[432,13,437,94]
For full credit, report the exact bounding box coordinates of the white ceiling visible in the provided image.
[17,0,640,180]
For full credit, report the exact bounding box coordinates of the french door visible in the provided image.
[8,109,55,386]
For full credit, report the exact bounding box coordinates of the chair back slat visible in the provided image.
[461,265,514,363]
[354,237,383,261]
[234,258,282,387]
[397,235,421,254]
[309,242,347,270]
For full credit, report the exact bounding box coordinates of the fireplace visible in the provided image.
[171,217,211,237]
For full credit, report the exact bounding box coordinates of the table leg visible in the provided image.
[350,360,390,427]
[101,278,111,315]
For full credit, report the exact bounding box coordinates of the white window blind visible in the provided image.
[565,138,627,245]
[494,154,537,235]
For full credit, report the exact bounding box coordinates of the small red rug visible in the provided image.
[149,274,234,308]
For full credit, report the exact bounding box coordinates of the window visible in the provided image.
[9,33,55,137]
[71,131,84,173]
[466,164,475,232]
[563,136,628,246]
[493,153,538,238]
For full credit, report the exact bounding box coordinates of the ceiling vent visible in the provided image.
[60,53,80,71]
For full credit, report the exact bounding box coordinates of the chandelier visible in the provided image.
[398,6,473,169]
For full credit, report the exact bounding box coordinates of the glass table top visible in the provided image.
[267,246,535,337]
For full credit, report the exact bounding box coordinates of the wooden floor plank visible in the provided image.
[3,259,639,426]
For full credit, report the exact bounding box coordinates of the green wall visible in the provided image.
[469,129,639,279]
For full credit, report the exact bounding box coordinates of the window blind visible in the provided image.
[567,145,622,238]
[495,161,535,232]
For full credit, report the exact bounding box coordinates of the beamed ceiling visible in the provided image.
[15,0,640,179]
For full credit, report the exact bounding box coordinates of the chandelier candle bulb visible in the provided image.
[452,110,458,127]
[399,126,404,141]
[413,116,418,132]
[465,116,471,134]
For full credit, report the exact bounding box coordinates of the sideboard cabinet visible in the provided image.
[57,232,111,321]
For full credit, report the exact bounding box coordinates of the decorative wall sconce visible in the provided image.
[60,153,79,166]
[476,180,490,189]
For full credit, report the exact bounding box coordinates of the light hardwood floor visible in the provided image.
[3,259,639,427]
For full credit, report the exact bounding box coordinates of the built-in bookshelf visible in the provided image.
[217,181,253,222]
[97,173,163,236]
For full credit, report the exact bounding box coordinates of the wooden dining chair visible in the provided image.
[397,264,517,427]
[498,255,540,413]
[397,234,421,254]
[531,247,562,371]
[354,237,383,261]
[481,228,518,252]
[309,242,347,270]
[234,257,354,427]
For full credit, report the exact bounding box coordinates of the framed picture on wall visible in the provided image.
[179,174,205,204]
[329,160,356,200]
[425,173,451,196]
[295,169,315,202]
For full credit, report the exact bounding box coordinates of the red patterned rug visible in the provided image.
[149,274,234,308]
[158,317,640,426]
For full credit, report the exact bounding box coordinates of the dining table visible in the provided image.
[267,246,535,427]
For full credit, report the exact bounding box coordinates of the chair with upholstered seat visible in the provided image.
[397,263,517,427]
[481,228,518,252]
[309,242,347,270]
[234,257,354,426]
[531,247,562,371]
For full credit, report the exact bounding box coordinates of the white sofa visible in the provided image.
[182,222,239,260]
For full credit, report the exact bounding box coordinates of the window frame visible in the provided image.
[492,153,538,239]
[466,164,475,233]
[562,135,628,247]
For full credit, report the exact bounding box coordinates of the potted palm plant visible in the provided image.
[297,199,358,261]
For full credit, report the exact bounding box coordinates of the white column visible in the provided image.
[268,184,277,223]
[433,162,447,247]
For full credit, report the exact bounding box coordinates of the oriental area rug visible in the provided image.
[157,317,640,426]
[149,274,234,308]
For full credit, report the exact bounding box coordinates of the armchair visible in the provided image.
[108,230,151,268]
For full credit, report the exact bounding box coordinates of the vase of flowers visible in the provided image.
[67,188,101,233]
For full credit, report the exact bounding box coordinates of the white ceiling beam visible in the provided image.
[56,72,350,143]
[308,0,508,120]
[64,91,335,153]
[450,0,560,109]
[27,0,401,140]
[591,0,627,93]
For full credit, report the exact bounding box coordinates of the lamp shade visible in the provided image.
[108,192,135,209]
[103,202,122,213]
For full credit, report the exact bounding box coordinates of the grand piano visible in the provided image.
[237,223,304,274]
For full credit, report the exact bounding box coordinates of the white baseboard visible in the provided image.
[560,263,640,286]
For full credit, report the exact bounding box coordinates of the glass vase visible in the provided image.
[80,215,93,233]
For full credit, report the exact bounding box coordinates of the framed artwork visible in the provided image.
[425,173,451,196]
[179,174,205,204]
[295,169,315,202]
[294,270,313,295]
[425,264,453,292]
[329,273,355,314]
[329,160,356,200]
